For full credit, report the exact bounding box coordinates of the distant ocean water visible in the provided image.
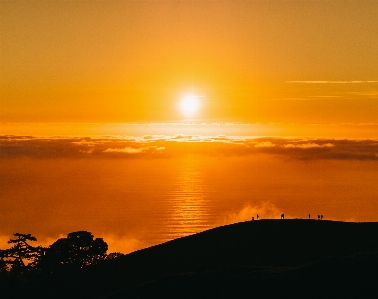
[2,147,378,253]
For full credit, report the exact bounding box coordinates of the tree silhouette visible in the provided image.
[105,252,124,260]
[0,233,42,273]
[41,231,108,274]
[0,257,8,273]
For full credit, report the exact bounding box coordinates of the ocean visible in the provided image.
[2,141,378,253]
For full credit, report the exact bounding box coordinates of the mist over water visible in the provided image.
[2,138,378,253]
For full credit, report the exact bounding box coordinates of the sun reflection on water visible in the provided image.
[161,156,213,241]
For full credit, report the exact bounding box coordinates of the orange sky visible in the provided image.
[1,0,378,126]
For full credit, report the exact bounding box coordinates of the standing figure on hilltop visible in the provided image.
[252,216,254,221]
[257,214,259,220]
[281,214,284,219]
[309,214,310,219]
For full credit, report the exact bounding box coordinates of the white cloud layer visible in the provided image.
[287,81,378,84]
[1,135,378,160]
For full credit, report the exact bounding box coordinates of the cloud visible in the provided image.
[104,147,146,154]
[287,81,378,84]
[1,135,378,161]
[283,143,334,149]
[102,235,144,254]
[221,202,291,225]
[254,141,275,148]
[103,146,165,155]
[309,96,343,98]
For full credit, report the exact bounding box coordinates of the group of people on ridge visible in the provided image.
[251,214,259,221]
[251,214,325,221]
[309,214,324,220]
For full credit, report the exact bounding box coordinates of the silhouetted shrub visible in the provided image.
[105,252,124,260]
[39,231,108,274]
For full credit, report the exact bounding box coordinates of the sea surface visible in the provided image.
[2,151,378,253]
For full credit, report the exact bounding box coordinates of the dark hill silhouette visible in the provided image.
[103,251,378,298]
[3,219,378,298]
[86,220,378,298]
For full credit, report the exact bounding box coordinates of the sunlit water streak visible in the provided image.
[161,156,214,241]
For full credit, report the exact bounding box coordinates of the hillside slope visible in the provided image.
[86,219,378,298]
[104,252,378,298]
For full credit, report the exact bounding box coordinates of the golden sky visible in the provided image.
[1,0,378,125]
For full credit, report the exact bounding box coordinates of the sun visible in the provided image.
[180,95,201,117]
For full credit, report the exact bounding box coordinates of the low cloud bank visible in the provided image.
[103,235,144,254]
[1,135,378,160]
[221,202,286,225]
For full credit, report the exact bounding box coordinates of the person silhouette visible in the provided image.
[252,216,254,221]
[281,213,285,219]
[309,214,310,219]
[318,215,320,220]
[257,214,259,220]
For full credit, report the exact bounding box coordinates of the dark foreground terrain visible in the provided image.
[3,219,378,298]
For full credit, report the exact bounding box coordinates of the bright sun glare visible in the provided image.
[180,95,200,117]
